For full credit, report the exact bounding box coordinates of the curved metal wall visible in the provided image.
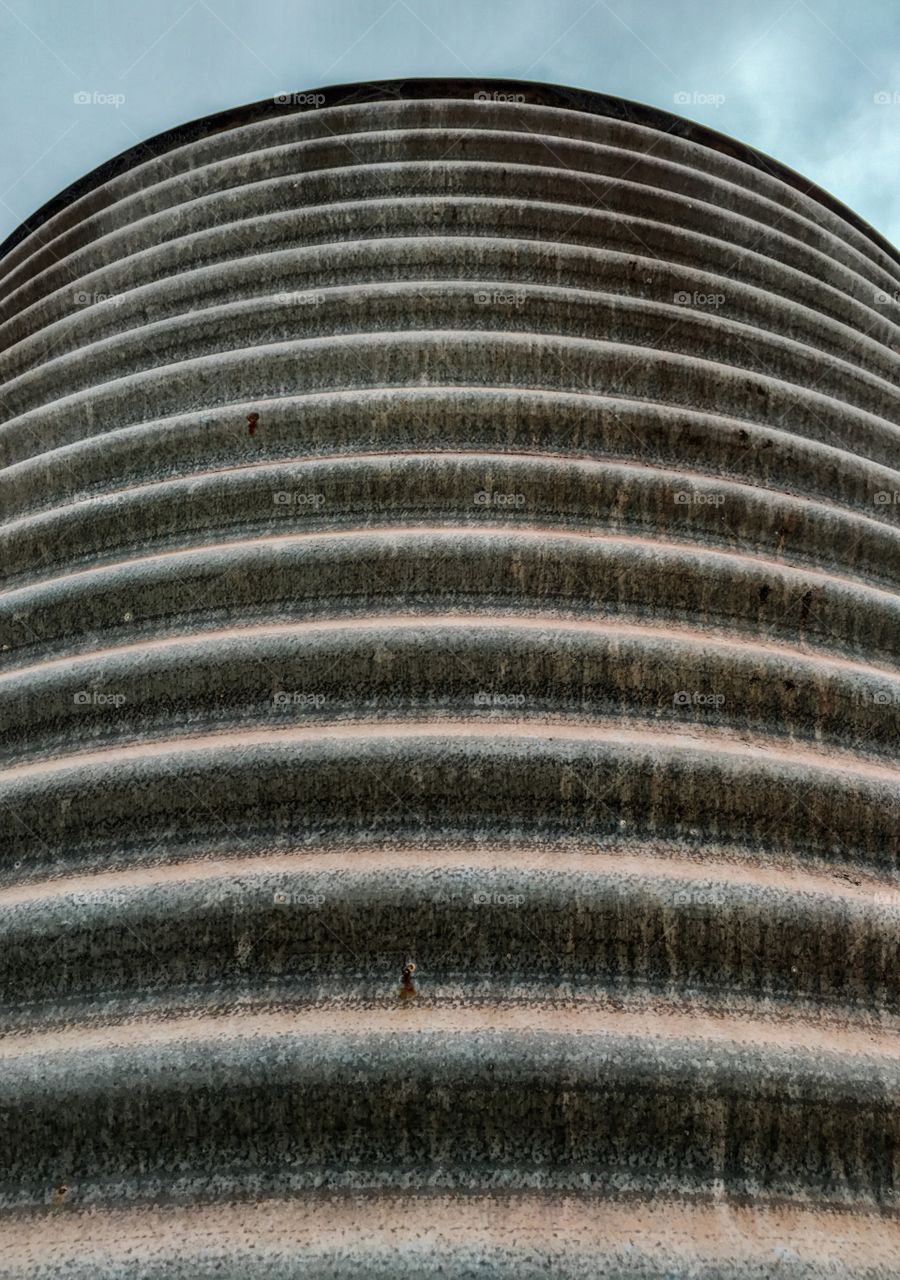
[1,79,899,1277]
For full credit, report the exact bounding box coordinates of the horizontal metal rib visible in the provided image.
[1,845,898,1013]
[3,334,899,476]
[4,284,898,431]
[1,726,898,883]
[3,124,896,328]
[2,1192,899,1279]
[4,389,899,528]
[4,616,900,769]
[4,528,900,671]
[3,238,899,392]
[3,452,900,594]
[6,95,897,284]
[1,1003,898,1212]
[7,197,899,364]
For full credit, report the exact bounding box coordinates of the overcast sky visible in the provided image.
[1,0,898,249]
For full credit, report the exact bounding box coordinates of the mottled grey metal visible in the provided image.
[0,78,899,1277]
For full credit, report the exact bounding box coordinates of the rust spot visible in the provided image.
[247,412,260,436]
[399,960,417,1000]
[52,1184,68,1206]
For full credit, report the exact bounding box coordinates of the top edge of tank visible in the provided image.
[1,75,896,267]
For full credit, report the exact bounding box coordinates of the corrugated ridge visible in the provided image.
[3,334,899,476]
[4,284,897,429]
[4,391,899,529]
[3,240,898,390]
[3,163,898,344]
[3,454,900,594]
[3,1192,900,1279]
[6,202,900,367]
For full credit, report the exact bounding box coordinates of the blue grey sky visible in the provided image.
[1,0,898,248]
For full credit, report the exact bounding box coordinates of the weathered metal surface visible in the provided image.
[0,78,899,1277]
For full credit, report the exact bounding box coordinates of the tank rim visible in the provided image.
[1,75,896,267]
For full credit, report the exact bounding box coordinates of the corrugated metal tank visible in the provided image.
[1,77,899,1277]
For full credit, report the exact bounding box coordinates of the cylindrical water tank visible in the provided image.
[1,78,899,1278]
